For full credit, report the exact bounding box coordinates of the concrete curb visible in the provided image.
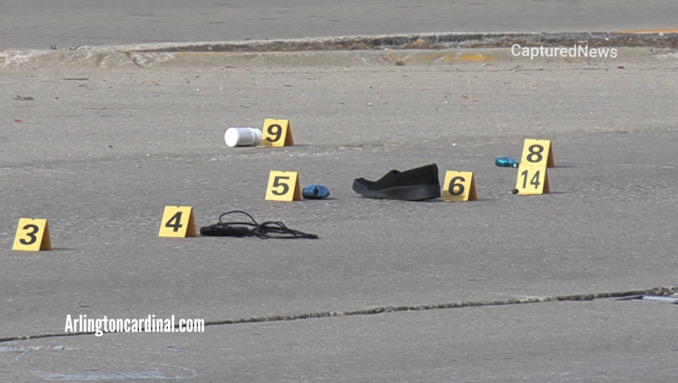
[1,32,677,70]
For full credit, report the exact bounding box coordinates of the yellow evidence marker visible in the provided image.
[515,163,550,195]
[258,118,294,147]
[158,206,197,238]
[520,138,554,168]
[442,171,477,202]
[13,218,52,251]
[265,171,302,201]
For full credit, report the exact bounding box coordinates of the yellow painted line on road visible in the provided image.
[611,29,678,34]
[456,53,494,62]
[386,52,399,62]
[405,52,445,63]
[439,53,455,63]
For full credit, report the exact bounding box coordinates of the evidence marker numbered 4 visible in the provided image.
[158,206,197,238]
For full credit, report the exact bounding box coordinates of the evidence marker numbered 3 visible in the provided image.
[13,218,52,251]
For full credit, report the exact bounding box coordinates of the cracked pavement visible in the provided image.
[1,48,677,381]
[1,0,678,375]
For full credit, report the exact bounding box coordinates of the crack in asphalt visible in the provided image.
[1,286,675,344]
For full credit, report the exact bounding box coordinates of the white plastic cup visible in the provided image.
[224,127,262,147]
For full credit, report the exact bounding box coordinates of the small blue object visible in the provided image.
[302,184,330,199]
[495,156,519,167]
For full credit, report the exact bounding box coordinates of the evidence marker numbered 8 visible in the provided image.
[520,138,554,168]
[514,138,554,195]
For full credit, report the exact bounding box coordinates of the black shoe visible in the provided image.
[352,164,441,201]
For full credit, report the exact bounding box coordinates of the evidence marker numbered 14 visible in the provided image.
[515,163,550,195]
[442,171,477,202]
[258,118,294,147]
[13,218,52,251]
[158,206,197,238]
[514,138,554,195]
[265,170,301,202]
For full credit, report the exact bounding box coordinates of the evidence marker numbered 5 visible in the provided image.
[265,170,302,202]
[158,206,197,238]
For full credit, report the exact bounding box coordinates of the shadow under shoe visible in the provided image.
[352,163,441,201]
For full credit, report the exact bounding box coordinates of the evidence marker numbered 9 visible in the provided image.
[258,118,295,147]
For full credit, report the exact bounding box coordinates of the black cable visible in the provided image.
[200,210,318,239]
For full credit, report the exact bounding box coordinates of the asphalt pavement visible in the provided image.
[2,44,677,381]
[2,0,678,50]
[1,2,678,382]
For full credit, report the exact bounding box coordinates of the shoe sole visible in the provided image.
[352,183,440,201]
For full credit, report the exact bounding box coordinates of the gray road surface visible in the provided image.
[1,0,678,50]
[2,1,678,382]
[1,49,677,381]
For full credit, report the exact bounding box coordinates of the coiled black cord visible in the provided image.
[200,210,318,239]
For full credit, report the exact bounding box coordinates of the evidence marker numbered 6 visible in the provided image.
[258,118,294,147]
[265,171,302,202]
[13,218,52,251]
[442,171,477,202]
[158,206,197,238]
